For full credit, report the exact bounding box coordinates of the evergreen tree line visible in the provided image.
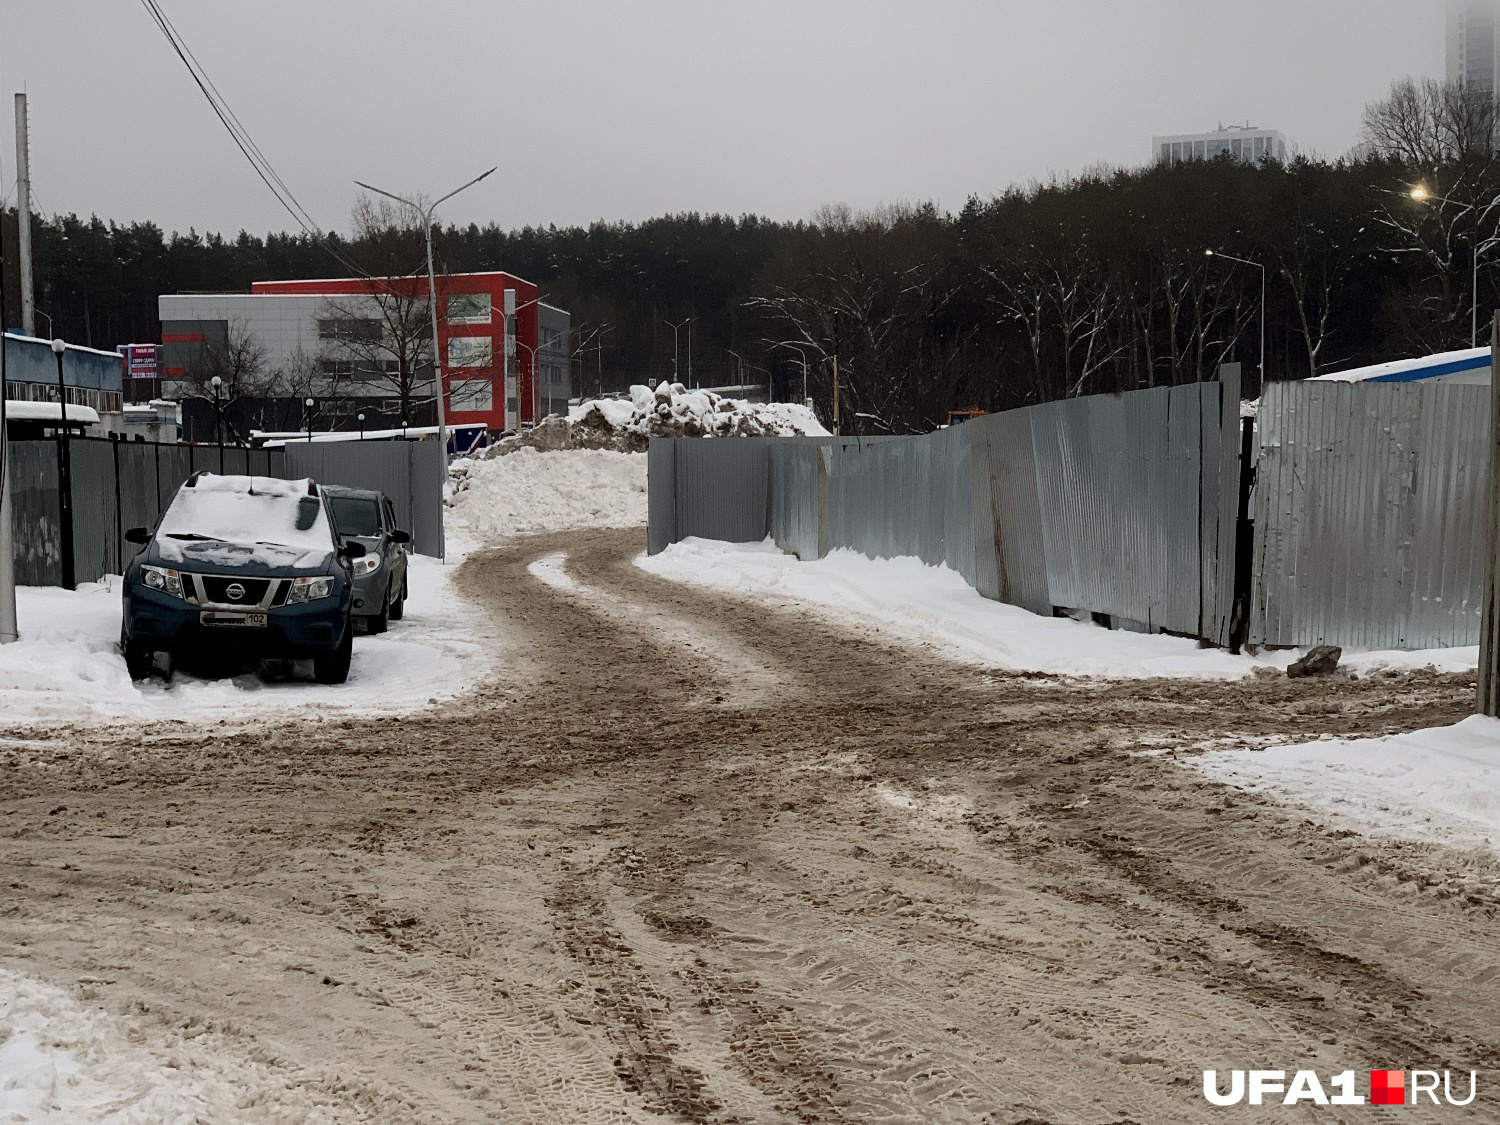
[3,78,1498,432]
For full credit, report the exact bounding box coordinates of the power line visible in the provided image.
[135,0,414,296]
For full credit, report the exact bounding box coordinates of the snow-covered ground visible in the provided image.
[637,537,1479,681]
[0,967,351,1122]
[1193,718,1500,853]
[449,447,646,542]
[0,546,487,726]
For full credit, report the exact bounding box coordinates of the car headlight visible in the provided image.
[353,556,381,575]
[285,575,336,604]
[139,565,187,600]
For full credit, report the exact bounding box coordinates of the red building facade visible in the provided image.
[252,271,544,432]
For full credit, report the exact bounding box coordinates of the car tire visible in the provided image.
[121,629,155,681]
[389,577,406,621]
[313,621,354,685]
[367,598,389,635]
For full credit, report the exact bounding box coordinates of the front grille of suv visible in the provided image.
[197,576,272,606]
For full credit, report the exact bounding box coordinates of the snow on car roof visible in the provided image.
[155,474,335,568]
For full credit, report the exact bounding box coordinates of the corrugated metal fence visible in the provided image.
[12,438,284,587]
[284,441,447,559]
[1251,381,1490,649]
[651,369,1244,646]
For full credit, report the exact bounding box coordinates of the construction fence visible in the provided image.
[649,369,1493,652]
[11,436,447,588]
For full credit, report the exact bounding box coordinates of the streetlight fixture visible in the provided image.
[355,168,497,467]
[1205,249,1267,383]
[304,397,315,444]
[725,349,745,388]
[357,412,366,441]
[1409,185,1499,348]
[854,411,893,433]
[50,338,75,590]
[210,375,224,473]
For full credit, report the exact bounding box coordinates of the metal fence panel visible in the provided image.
[69,439,118,586]
[1251,381,1489,649]
[647,439,678,556]
[670,437,773,546]
[971,410,1052,617]
[1029,383,1212,633]
[11,442,62,586]
[284,441,447,558]
[768,441,825,560]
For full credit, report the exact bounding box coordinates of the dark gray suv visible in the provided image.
[322,485,411,634]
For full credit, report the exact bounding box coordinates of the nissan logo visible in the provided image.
[225,582,247,602]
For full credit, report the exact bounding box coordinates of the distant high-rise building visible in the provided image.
[1448,1,1500,92]
[1152,125,1288,166]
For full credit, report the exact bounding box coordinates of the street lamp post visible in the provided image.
[772,342,811,405]
[304,397,315,444]
[663,318,693,385]
[1410,185,1500,349]
[50,339,75,591]
[358,412,366,440]
[210,375,224,473]
[725,349,745,388]
[1206,249,1267,384]
[355,169,497,471]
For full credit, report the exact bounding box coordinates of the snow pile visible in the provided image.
[1193,717,1500,852]
[449,446,647,542]
[0,551,488,725]
[639,538,1261,679]
[485,384,828,456]
[0,967,350,1121]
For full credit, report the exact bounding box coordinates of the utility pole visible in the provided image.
[0,167,19,642]
[1480,311,1500,716]
[14,94,35,337]
[832,314,842,436]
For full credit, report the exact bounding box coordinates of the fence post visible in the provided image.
[111,434,123,576]
[1480,311,1500,716]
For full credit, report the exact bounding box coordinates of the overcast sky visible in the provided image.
[0,1,1448,238]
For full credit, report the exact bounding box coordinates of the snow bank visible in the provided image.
[450,446,647,543]
[637,538,1482,681]
[0,966,350,1121]
[0,550,487,725]
[638,538,1262,679]
[1194,717,1500,852]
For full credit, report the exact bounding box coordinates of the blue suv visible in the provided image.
[120,473,366,684]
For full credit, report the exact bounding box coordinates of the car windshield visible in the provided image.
[330,496,381,538]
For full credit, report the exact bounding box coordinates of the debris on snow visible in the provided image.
[479,383,828,456]
[1287,645,1342,678]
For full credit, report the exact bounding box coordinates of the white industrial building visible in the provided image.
[1153,125,1288,167]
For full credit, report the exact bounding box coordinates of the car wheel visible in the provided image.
[389,576,406,621]
[121,628,155,681]
[313,620,354,684]
[367,597,389,635]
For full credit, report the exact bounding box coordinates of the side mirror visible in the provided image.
[125,527,151,546]
[341,541,367,559]
[390,530,411,545]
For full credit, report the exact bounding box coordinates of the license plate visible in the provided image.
[200,611,267,628]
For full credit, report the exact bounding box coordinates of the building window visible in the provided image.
[320,359,355,376]
[450,377,493,412]
[447,293,491,325]
[448,336,494,368]
[318,318,381,342]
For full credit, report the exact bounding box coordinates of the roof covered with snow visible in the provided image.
[1314,346,1491,384]
[4,401,100,425]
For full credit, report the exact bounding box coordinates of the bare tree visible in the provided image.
[317,194,451,420]
[1361,77,1500,165]
[175,317,273,404]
